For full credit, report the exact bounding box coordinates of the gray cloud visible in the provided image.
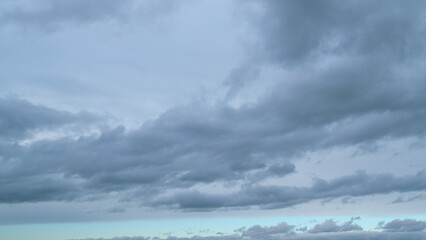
[308,218,362,233]
[392,194,426,204]
[0,96,100,141]
[0,0,179,32]
[242,0,426,66]
[240,222,295,237]
[73,219,426,240]
[0,173,82,203]
[2,0,426,214]
[380,219,426,232]
[270,232,426,240]
[215,2,426,182]
[224,63,261,101]
[227,0,426,146]
[1,94,426,208]
[0,99,300,204]
[75,233,426,240]
[154,170,426,210]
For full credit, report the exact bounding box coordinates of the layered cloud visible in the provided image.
[1,0,426,214]
[379,219,426,232]
[1,94,426,208]
[153,170,426,209]
[0,96,100,141]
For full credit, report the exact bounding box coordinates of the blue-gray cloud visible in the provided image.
[153,170,426,210]
[0,0,179,32]
[308,218,362,233]
[75,234,426,240]
[3,96,426,207]
[2,0,426,214]
[240,222,295,237]
[73,219,426,240]
[0,96,100,141]
[379,219,426,232]
[241,0,426,66]
[392,194,426,204]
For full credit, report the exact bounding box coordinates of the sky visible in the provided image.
[1,0,426,240]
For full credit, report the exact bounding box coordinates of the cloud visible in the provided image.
[74,233,426,240]
[392,194,426,204]
[0,173,82,203]
[73,219,426,240]
[0,96,100,141]
[2,0,426,212]
[240,222,295,237]
[226,0,426,146]
[1,96,426,208]
[275,232,426,240]
[153,170,426,209]
[223,63,261,101]
[308,218,362,233]
[0,0,179,32]
[380,219,426,232]
[76,238,150,240]
[241,0,426,66]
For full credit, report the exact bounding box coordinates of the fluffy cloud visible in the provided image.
[240,222,295,237]
[308,218,362,233]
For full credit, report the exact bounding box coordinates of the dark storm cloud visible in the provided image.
[0,0,178,32]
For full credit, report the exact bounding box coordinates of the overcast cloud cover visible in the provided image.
[1,0,426,239]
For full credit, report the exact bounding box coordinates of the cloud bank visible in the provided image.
[1,0,426,213]
[74,219,426,240]
[2,95,426,208]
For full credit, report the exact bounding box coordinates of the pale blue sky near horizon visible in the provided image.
[3,215,426,240]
